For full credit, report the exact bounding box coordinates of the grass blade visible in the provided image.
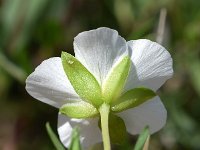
[134,126,150,150]
[46,122,65,150]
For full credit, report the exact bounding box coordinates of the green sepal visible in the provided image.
[102,56,131,103]
[69,127,82,150]
[61,52,103,107]
[111,87,156,112]
[60,101,99,119]
[134,126,150,150]
[99,113,127,145]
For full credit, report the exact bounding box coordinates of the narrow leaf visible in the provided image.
[45,122,65,150]
[61,52,103,107]
[0,51,27,83]
[111,88,156,112]
[102,56,131,103]
[60,101,99,118]
[69,127,81,150]
[134,126,150,150]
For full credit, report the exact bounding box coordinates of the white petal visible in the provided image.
[25,57,80,108]
[74,27,128,85]
[57,114,102,148]
[118,96,166,134]
[124,39,173,92]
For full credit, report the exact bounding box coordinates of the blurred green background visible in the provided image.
[0,0,200,149]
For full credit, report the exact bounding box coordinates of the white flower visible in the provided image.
[25,27,173,148]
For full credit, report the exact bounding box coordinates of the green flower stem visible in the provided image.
[99,103,111,150]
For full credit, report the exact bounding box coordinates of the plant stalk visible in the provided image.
[99,103,111,150]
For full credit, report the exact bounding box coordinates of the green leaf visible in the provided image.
[109,114,127,144]
[111,87,156,112]
[102,56,131,103]
[45,122,65,150]
[69,127,82,150]
[98,113,127,145]
[61,52,103,107]
[60,101,99,118]
[134,126,150,150]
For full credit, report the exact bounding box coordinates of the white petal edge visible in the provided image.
[74,27,128,85]
[57,114,102,149]
[124,39,173,92]
[25,57,80,108]
[117,96,167,134]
